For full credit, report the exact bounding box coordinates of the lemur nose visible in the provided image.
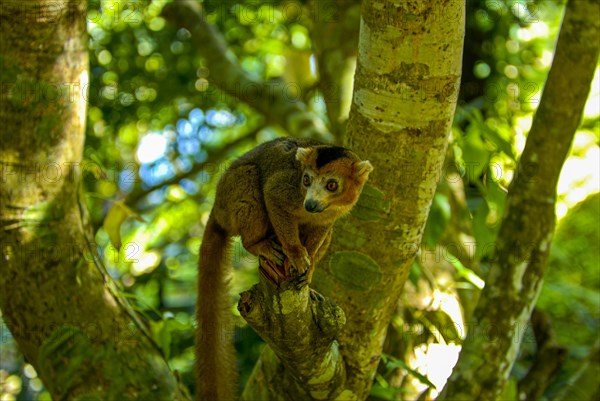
[304,200,320,213]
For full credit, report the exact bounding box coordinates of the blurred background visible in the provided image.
[1,0,598,399]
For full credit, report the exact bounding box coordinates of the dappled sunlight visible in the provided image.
[131,249,161,276]
[409,290,464,397]
[413,343,461,398]
[136,132,167,164]
[556,135,599,220]
[2,0,597,399]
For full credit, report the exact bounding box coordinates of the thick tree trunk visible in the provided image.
[439,1,600,400]
[0,1,188,399]
[328,1,465,398]
[242,1,465,399]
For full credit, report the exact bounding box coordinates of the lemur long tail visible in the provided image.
[196,214,236,401]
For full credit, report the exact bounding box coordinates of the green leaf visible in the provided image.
[423,193,451,246]
[381,354,437,389]
[447,254,485,290]
[499,377,518,401]
[370,381,404,400]
[420,308,464,344]
[460,127,490,181]
[103,201,144,249]
[486,178,507,217]
[465,107,516,160]
[151,320,172,359]
[408,260,422,287]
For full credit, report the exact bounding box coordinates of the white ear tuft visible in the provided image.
[356,160,373,178]
[296,147,312,164]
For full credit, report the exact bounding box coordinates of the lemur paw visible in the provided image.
[309,288,325,301]
[267,242,285,266]
[285,246,310,275]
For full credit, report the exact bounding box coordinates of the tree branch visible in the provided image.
[238,269,347,400]
[440,1,600,399]
[161,1,330,140]
[125,130,260,207]
[310,0,361,142]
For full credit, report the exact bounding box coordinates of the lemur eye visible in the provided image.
[303,174,311,187]
[326,180,338,192]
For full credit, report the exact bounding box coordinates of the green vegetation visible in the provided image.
[0,0,597,399]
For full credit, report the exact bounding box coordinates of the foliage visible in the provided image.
[0,0,597,399]
[539,193,599,347]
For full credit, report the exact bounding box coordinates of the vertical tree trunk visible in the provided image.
[440,1,600,399]
[320,0,465,398]
[0,1,188,399]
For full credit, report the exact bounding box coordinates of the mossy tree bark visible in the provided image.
[439,1,600,400]
[0,1,188,399]
[239,274,348,400]
[241,1,465,399]
[330,1,465,398]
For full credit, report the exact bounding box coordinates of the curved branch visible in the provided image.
[161,1,330,140]
[125,131,259,207]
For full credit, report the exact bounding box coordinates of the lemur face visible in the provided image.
[296,146,372,216]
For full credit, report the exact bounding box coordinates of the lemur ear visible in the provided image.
[353,160,373,184]
[296,147,314,164]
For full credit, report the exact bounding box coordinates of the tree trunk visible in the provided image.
[332,1,465,397]
[241,0,465,399]
[439,1,600,399]
[0,1,188,399]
